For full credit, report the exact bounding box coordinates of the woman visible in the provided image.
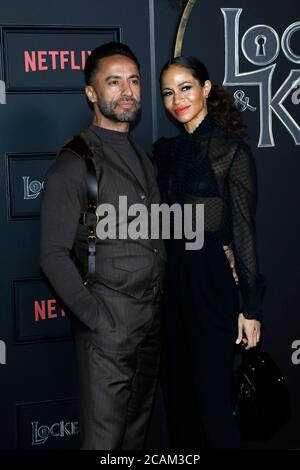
[154,57,264,449]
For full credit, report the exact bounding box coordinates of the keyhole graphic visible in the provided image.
[255,35,267,57]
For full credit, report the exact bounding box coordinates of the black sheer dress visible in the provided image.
[153,114,264,449]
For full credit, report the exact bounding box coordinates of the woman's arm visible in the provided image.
[228,143,264,348]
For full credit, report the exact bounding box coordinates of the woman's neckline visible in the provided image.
[181,113,213,137]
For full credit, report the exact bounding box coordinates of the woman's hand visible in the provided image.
[236,313,261,349]
[223,245,239,285]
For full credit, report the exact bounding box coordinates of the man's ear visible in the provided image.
[85,85,97,104]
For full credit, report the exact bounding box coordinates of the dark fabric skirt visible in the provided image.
[160,234,241,449]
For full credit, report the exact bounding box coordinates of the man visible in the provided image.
[40,42,166,450]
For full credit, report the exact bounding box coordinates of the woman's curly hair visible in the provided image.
[160,56,247,138]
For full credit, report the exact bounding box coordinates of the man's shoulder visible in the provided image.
[129,137,155,166]
[45,147,87,188]
[129,137,147,154]
[52,148,86,173]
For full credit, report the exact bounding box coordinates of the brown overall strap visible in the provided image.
[58,135,98,280]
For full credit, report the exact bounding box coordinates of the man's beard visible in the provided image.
[97,96,141,123]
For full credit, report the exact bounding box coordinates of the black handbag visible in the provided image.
[232,348,291,441]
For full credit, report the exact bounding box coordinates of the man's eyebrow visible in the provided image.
[105,74,140,82]
[105,75,121,82]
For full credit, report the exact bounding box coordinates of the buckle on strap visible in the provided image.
[87,234,97,245]
[80,212,100,226]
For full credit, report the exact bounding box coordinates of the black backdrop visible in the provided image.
[0,0,299,449]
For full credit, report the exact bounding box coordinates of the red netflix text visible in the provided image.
[24,50,91,72]
[34,299,66,321]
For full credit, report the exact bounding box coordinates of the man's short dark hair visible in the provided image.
[84,41,140,85]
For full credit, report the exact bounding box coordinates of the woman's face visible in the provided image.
[161,65,211,126]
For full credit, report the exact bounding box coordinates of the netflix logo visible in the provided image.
[2,26,120,92]
[24,50,91,73]
[13,278,71,341]
[34,299,67,322]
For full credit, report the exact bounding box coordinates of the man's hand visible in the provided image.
[223,244,239,285]
[236,313,261,350]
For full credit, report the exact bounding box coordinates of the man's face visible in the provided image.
[86,55,141,127]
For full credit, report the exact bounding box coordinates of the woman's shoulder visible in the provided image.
[153,134,178,154]
[212,122,252,155]
[152,134,179,167]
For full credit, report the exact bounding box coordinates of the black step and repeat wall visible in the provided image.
[0,0,299,450]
